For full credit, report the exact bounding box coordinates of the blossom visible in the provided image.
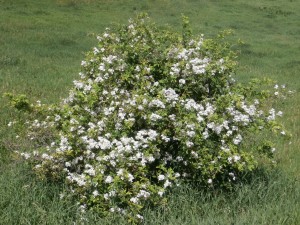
[149,99,165,109]
[136,214,144,220]
[158,191,164,197]
[162,88,179,102]
[233,134,242,145]
[105,175,113,184]
[130,197,138,204]
[127,173,134,182]
[164,180,172,188]
[158,174,165,181]
[277,111,283,117]
[150,113,162,121]
[20,152,30,159]
[179,79,186,85]
[161,134,170,142]
[202,130,209,139]
[186,130,195,137]
[93,190,99,197]
[137,190,150,198]
[233,155,241,162]
[84,164,96,176]
[186,141,194,147]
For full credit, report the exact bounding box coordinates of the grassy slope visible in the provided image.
[0,0,299,224]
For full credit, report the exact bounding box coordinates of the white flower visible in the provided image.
[135,65,141,72]
[41,153,51,160]
[137,214,144,220]
[81,61,87,67]
[148,129,158,140]
[162,88,179,102]
[186,130,195,137]
[226,130,233,137]
[191,151,198,158]
[85,165,96,176]
[197,115,204,122]
[73,80,84,89]
[186,141,194,147]
[207,179,213,184]
[202,130,209,139]
[179,79,186,85]
[168,114,176,121]
[35,164,41,169]
[59,193,65,199]
[137,105,144,110]
[153,82,159,86]
[150,113,162,121]
[161,134,170,142]
[158,174,165,181]
[149,99,165,109]
[98,137,112,150]
[233,134,242,145]
[130,197,138,204]
[78,204,86,213]
[110,207,115,212]
[147,155,155,162]
[127,173,134,182]
[158,191,164,197]
[175,173,181,178]
[164,179,172,188]
[105,175,113,184]
[137,190,150,198]
[104,193,109,200]
[117,169,124,176]
[170,63,181,76]
[21,153,30,159]
[109,190,116,197]
[233,155,241,162]
[93,190,99,196]
[77,178,86,186]
[277,111,283,117]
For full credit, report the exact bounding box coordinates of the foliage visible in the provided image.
[10,14,288,223]
[4,93,32,112]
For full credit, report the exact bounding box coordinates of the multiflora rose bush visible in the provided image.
[11,14,288,222]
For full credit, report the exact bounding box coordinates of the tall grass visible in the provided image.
[1,0,299,224]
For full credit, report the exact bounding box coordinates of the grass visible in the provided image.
[0,0,299,224]
[1,163,299,224]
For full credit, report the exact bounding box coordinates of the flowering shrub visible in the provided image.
[10,14,288,223]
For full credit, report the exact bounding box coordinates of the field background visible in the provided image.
[0,0,299,224]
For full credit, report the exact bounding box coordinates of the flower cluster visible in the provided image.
[15,15,287,223]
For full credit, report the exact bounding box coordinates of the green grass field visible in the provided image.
[0,0,299,224]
